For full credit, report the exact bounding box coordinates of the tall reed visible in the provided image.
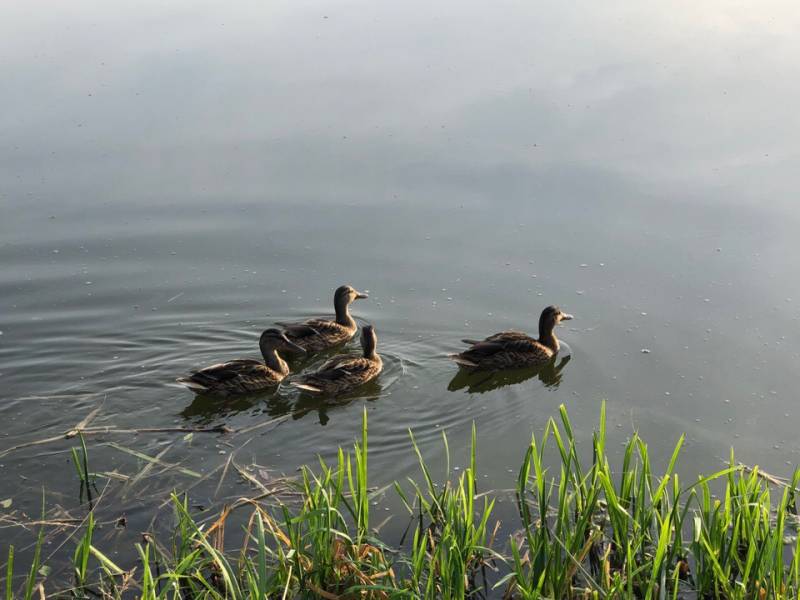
[2,403,798,599]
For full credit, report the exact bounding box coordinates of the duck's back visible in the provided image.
[179,359,283,395]
[294,354,382,395]
[282,318,355,352]
[455,330,553,369]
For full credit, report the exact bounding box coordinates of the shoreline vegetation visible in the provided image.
[3,403,800,599]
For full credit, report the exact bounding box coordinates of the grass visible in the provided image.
[70,433,97,506]
[2,403,799,599]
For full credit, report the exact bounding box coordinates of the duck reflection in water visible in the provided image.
[447,354,571,394]
[180,390,293,424]
[292,379,383,426]
[182,379,384,427]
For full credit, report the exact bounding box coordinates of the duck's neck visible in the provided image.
[335,300,356,328]
[261,347,289,375]
[538,324,560,352]
[362,338,379,361]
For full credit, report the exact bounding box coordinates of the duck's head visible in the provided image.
[334,285,368,309]
[260,328,306,355]
[360,324,378,357]
[539,305,573,334]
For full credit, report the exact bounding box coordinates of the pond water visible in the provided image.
[2,0,800,581]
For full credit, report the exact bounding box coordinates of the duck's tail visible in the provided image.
[176,377,209,392]
[448,354,479,368]
[291,381,322,393]
[461,338,481,345]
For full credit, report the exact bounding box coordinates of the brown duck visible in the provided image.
[291,325,382,395]
[277,285,368,354]
[450,305,573,370]
[177,329,305,395]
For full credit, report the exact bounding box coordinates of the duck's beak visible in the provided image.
[281,336,307,354]
[560,313,574,321]
[355,290,369,299]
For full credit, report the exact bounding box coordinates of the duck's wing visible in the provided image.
[279,318,343,340]
[461,330,532,345]
[305,318,346,333]
[483,330,534,343]
[456,335,543,361]
[312,357,374,381]
[291,356,373,393]
[314,353,356,371]
[276,323,320,339]
[457,341,506,360]
[183,359,265,385]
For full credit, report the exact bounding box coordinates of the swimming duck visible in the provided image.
[291,325,382,395]
[177,329,305,395]
[276,285,368,354]
[450,305,573,370]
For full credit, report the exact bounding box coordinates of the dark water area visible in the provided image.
[2,0,800,580]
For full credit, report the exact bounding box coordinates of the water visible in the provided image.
[2,0,800,579]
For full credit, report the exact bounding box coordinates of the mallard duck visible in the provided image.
[276,285,368,354]
[450,305,573,370]
[291,325,382,395]
[177,329,305,396]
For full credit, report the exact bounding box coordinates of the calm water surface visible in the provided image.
[2,0,800,578]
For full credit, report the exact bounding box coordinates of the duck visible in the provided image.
[291,325,382,395]
[177,329,306,396]
[276,285,368,354]
[450,305,573,370]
